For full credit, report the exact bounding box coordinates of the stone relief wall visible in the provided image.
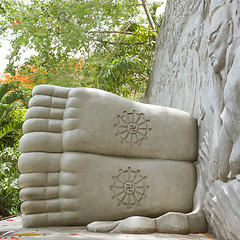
[145,0,240,239]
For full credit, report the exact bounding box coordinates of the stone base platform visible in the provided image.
[0,216,216,240]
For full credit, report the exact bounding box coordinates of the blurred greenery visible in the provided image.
[0,83,26,150]
[0,147,21,217]
[0,82,27,217]
[0,0,163,100]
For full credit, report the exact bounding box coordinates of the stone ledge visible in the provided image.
[0,216,215,240]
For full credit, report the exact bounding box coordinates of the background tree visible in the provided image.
[0,0,162,99]
[0,82,25,149]
[0,82,26,217]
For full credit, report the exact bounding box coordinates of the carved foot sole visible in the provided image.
[87,216,156,234]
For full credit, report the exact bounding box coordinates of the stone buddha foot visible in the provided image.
[18,85,206,234]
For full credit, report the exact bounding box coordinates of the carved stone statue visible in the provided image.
[209,4,240,181]
[18,85,206,234]
[208,4,233,74]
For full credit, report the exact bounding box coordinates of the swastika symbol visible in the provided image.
[110,167,149,209]
[124,182,135,194]
[114,110,152,146]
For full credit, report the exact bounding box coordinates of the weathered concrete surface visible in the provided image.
[18,85,207,234]
[0,217,215,240]
[144,0,240,239]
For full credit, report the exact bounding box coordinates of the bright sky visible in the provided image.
[0,0,166,73]
[156,1,167,17]
[0,38,11,73]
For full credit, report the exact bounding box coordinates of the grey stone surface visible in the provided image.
[144,0,240,239]
[88,216,156,234]
[22,86,197,160]
[204,176,240,240]
[0,216,215,240]
[18,85,207,234]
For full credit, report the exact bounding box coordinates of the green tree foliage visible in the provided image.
[0,0,162,99]
[0,147,21,217]
[0,82,26,217]
[0,83,26,150]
